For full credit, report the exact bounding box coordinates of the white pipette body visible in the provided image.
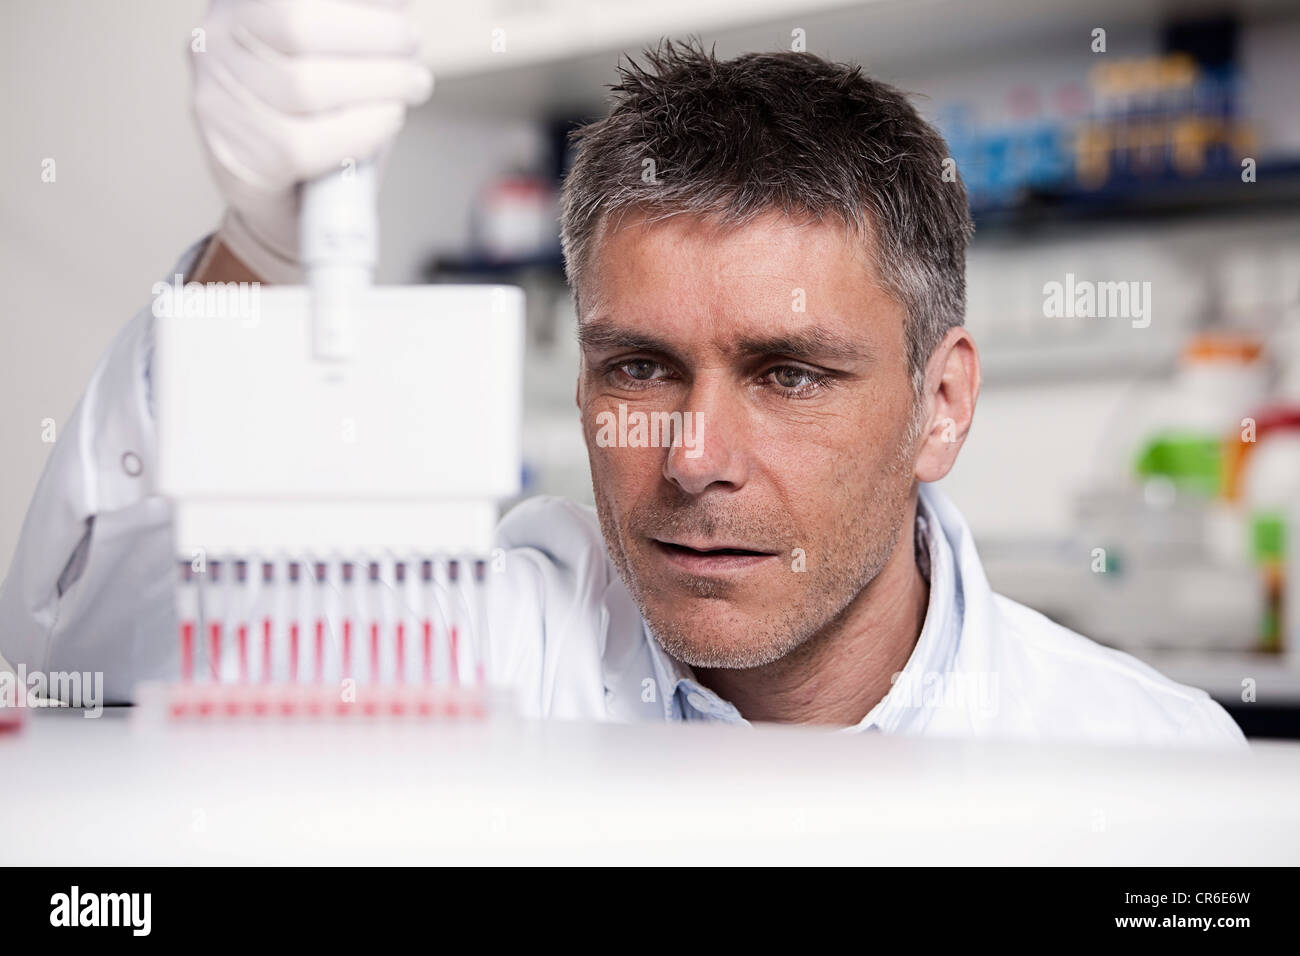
[300,160,378,361]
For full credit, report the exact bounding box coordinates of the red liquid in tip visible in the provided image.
[370,622,380,682]
[180,621,194,682]
[314,619,325,683]
[262,618,273,683]
[237,624,249,683]
[343,619,353,679]
[208,621,222,681]
[396,622,405,683]
[421,620,432,684]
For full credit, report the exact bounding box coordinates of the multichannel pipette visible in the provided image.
[146,159,524,721]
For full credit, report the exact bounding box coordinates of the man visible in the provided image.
[0,1,1244,747]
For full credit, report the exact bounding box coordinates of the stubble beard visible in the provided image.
[591,423,918,671]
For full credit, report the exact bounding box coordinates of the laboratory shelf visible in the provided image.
[970,160,1300,236]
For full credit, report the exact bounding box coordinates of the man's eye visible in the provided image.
[613,359,666,383]
[767,365,826,391]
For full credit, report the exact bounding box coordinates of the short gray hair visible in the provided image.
[560,40,973,393]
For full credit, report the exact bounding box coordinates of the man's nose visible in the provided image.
[662,379,748,496]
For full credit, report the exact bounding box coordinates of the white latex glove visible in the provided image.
[190,0,433,283]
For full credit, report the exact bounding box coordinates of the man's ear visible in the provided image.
[913,326,981,483]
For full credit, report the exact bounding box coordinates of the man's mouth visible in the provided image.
[650,537,778,574]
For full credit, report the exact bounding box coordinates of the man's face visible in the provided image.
[577,210,921,669]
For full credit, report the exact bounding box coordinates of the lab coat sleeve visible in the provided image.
[488,495,617,720]
[1180,695,1249,749]
[0,237,213,704]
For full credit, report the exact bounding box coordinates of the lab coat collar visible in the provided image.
[639,483,964,731]
[848,484,963,735]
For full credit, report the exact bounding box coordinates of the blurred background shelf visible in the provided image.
[416,0,1300,98]
[971,158,1300,233]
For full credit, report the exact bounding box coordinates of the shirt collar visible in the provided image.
[640,486,964,731]
[643,621,743,723]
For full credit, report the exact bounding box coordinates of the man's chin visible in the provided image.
[641,600,803,670]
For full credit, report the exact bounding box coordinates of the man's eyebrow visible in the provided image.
[576,320,680,359]
[577,318,873,365]
[731,327,872,364]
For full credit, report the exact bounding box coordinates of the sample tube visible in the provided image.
[313,561,329,684]
[177,560,198,682]
[287,560,302,682]
[368,560,383,683]
[341,561,355,680]
[234,559,250,683]
[419,559,438,684]
[260,561,275,685]
[394,561,408,683]
[207,559,223,682]
[473,559,491,685]
[447,559,462,686]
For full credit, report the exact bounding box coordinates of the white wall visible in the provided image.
[0,1,218,580]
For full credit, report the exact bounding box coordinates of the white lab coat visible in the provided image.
[0,238,1248,748]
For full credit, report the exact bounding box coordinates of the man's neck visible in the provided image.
[692,495,930,727]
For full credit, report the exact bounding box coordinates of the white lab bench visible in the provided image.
[3,708,1298,865]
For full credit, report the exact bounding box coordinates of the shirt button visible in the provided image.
[121,451,143,477]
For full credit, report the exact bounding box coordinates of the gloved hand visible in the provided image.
[189,0,433,283]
